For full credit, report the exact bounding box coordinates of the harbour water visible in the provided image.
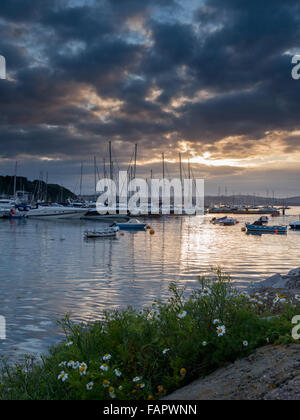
[1,208,300,361]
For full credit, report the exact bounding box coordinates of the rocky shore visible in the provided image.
[164,344,300,400]
[164,269,300,400]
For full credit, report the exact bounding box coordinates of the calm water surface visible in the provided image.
[1,207,300,360]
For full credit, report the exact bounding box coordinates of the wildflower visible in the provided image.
[114,368,122,377]
[118,386,123,391]
[148,395,154,400]
[257,300,264,305]
[133,376,142,382]
[109,387,116,399]
[180,368,187,377]
[157,385,164,393]
[249,296,258,303]
[100,363,109,371]
[79,362,87,376]
[137,383,145,389]
[162,348,170,355]
[86,382,94,391]
[243,341,249,347]
[151,302,157,307]
[295,294,300,301]
[58,361,66,368]
[216,325,226,337]
[103,353,112,361]
[65,340,73,347]
[58,371,68,382]
[213,319,221,325]
[202,341,207,347]
[200,287,211,297]
[103,380,110,388]
[273,293,287,304]
[178,310,187,319]
[108,314,115,321]
[67,360,75,368]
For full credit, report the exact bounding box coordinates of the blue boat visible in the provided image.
[115,219,147,230]
[246,223,287,234]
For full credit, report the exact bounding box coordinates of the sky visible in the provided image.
[0,0,300,197]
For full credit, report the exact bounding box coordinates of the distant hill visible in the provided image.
[205,195,300,206]
[0,176,77,202]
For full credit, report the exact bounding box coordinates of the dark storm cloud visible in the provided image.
[0,0,300,193]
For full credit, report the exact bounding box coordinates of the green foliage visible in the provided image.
[0,271,299,400]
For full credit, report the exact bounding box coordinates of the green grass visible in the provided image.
[0,271,299,400]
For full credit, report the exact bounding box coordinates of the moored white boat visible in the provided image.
[26,205,88,220]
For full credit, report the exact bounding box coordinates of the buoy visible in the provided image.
[150,229,155,235]
[121,232,125,236]
[241,227,246,232]
[146,225,151,230]
[275,229,278,234]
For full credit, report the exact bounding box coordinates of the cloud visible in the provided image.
[0,0,300,194]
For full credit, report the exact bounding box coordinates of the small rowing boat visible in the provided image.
[84,226,120,239]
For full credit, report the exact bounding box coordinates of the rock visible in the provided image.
[288,267,300,277]
[254,268,300,291]
[163,344,300,400]
[255,274,289,290]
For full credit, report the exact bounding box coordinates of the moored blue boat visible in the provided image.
[115,219,147,230]
[245,223,287,234]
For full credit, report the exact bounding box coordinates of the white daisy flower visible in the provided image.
[103,380,110,388]
[200,287,211,297]
[133,376,142,382]
[79,362,87,376]
[103,353,112,361]
[216,325,226,337]
[86,382,94,391]
[295,294,300,301]
[178,310,187,319]
[202,341,207,347]
[65,341,73,347]
[100,363,109,371]
[162,348,170,354]
[213,319,221,325]
[58,371,68,382]
[243,341,249,347]
[58,361,67,368]
[67,360,75,368]
[114,369,122,377]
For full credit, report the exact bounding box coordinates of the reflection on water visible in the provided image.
[1,207,300,360]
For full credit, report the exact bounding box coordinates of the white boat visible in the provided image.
[26,205,88,220]
[84,226,120,239]
[0,208,8,218]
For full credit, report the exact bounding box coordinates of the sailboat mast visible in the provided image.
[109,141,113,181]
[13,161,18,198]
[94,156,97,196]
[134,143,138,179]
[79,162,83,197]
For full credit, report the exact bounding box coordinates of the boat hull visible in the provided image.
[246,224,287,234]
[27,208,87,220]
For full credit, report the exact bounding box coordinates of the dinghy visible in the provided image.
[114,219,147,230]
[84,226,120,239]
